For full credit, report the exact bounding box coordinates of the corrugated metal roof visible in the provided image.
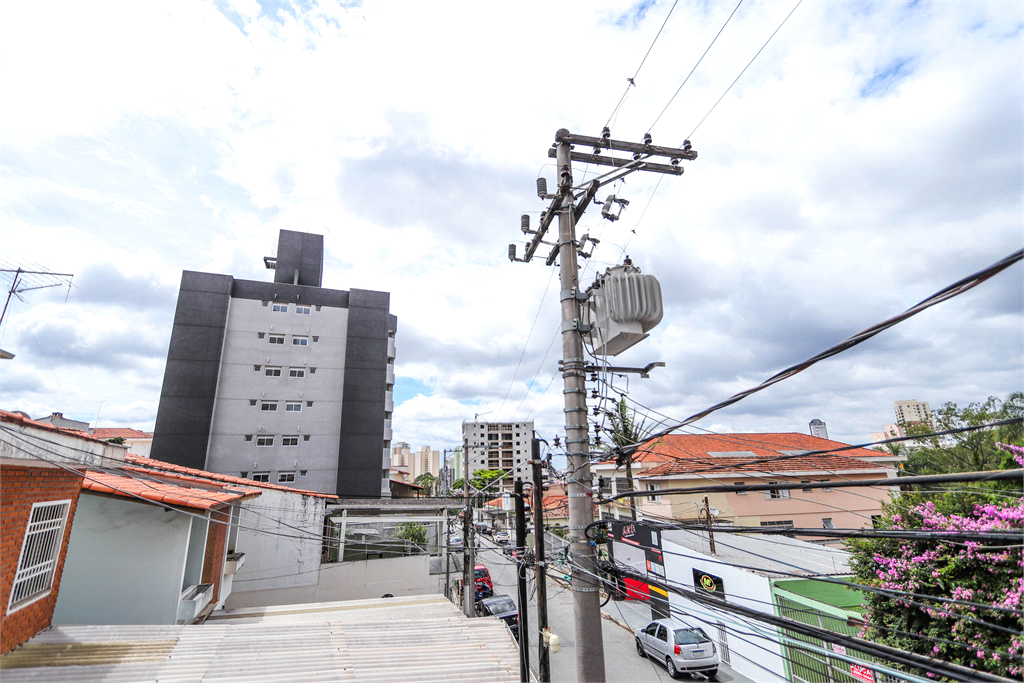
[663,528,851,577]
[1,595,525,682]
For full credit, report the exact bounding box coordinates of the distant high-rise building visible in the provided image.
[462,421,534,493]
[391,442,440,482]
[151,229,397,498]
[809,419,828,440]
[894,400,932,428]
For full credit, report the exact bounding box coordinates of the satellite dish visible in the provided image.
[709,506,720,518]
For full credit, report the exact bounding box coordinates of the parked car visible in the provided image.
[495,530,510,545]
[477,594,519,640]
[477,525,493,536]
[635,619,719,680]
[474,564,493,599]
[449,535,463,549]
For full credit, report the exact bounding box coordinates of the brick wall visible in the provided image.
[1,464,83,654]
[201,506,230,603]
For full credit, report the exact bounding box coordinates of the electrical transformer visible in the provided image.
[583,262,664,356]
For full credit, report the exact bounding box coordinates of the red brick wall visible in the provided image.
[1,464,83,654]
[201,506,230,604]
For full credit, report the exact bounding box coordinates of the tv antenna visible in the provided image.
[1,267,75,327]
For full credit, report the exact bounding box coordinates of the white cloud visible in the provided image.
[1,0,1019,451]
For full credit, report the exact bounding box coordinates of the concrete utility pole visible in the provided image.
[554,134,607,683]
[531,438,551,683]
[511,128,697,683]
[462,442,475,617]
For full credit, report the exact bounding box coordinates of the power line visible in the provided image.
[686,0,804,140]
[606,248,1024,454]
[647,0,744,134]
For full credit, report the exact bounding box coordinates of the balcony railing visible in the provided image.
[177,583,214,624]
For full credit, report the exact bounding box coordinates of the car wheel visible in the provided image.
[635,639,646,658]
[665,657,679,680]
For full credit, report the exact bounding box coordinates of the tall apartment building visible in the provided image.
[151,229,397,498]
[808,419,828,440]
[894,400,932,427]
[391,442,440,482]
[461,421,534,493]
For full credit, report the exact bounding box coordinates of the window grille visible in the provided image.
[8,500,71,613]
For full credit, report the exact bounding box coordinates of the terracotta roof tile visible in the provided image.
[83,470,254,510]
[91,428,153,439]
[125,454,339,499]
[1,409,112,446]
[639,433,890,478]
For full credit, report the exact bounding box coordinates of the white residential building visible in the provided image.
[461,421,534,493]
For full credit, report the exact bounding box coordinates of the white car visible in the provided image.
[635,619,719,680]
[495,531,511,545]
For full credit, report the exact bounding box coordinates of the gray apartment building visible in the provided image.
[151,229,396,498]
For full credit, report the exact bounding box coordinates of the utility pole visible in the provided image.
[462,441,475,617]
[514,478,531,682]
[510,128,697,683]
[532,438,551,683]
[703,496,716,555]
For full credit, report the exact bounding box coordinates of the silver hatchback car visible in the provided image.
[635,619,719,680]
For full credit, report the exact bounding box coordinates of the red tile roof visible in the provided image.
[1,409,112,446]
[91,428,152,439]
[125,454,339,500]
[639,433,888,478]
[83,470,257,510]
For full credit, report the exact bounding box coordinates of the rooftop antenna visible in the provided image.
[0,266,75,327]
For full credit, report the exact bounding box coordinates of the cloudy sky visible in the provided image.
[1,0,1020,454]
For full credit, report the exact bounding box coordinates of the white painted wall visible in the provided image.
[661,537,789,682]
[52,493,195,625]
[225,554,433,608]
[207,297,348,494]
[228,488,327,594]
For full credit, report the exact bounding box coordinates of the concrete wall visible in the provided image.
[225,554,433,608]
[206,297,348,494]
[661,537,788,682]
[53,493,195,625]
[228,489,326,594]
[151,271,233,470]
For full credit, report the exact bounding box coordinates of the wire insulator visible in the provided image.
[537,177,548,198]
[521,214,530,231]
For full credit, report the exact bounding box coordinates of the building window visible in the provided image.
[278,471,296,483]
[272,303,288,313]
[265,366,281,377]
[269,334,285,345]
[253,365,261,371]
[315,305,322,311]
[800,479,812,492]
[257,332,265,339]
[256,436,274,447]
[292,336,308,346]
[646,484,660,502]
[244,435,253,442]
[871,515,882,528]
[262,301,269,307]
[766,482,790,500]
[306,401,313,407]
[249,399,257,406]
[733,481,746,494]
[286,402,302,412]
[282,435,299,446]
[309,367,316,374]
[260,402,278,412]
[289,368,305,378]
[252,472,270,483]
[7,500,71,614]
[822,518,836,529]
[296,306,311,315]
[312,336,319,342]
[240,471,248,478]
[303,434,311,442]
[760,520,793,527]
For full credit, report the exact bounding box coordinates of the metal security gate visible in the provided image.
[715,621,730,665]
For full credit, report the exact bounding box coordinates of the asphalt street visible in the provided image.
[473,537,755,683]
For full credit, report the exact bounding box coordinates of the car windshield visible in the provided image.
[486,597,516,613]
[674,628,711,645]
[474,568,488,578]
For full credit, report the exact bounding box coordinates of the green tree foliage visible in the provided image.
[394,522,427,547]
[105,436,126,445]
[603,397,657,521]
[904,393,1023,477]
[450,469,505,503]
[846,492,1023,677]
[413,472,437,495]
